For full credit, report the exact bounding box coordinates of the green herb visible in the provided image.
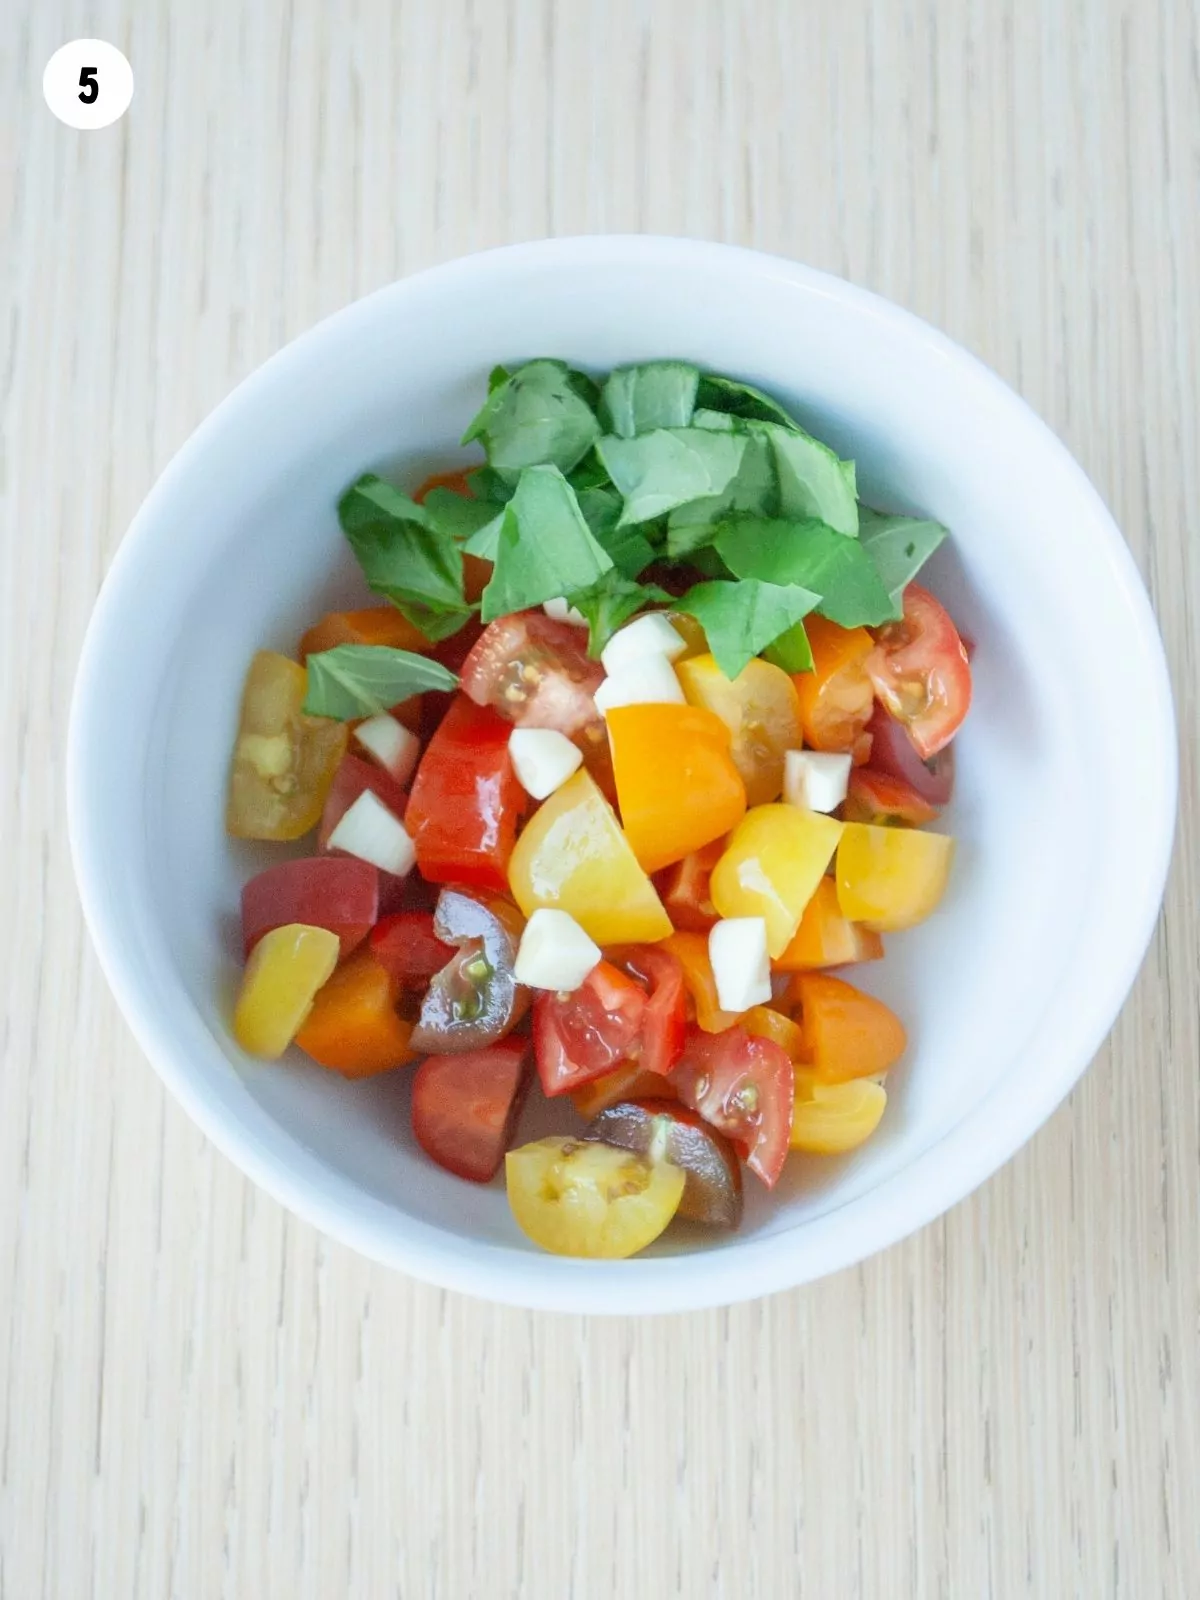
[858,511,947,617]
[666,427,778,550]
[715,517,893,627]
[674,578,820,681]
[597,427,747,526]
[690,408,738,431]
[462,359,601,482]
[567,452,612,493]
[761,424,859,535]
[763,621,814,673]
[420,486,503,543]
[466,465,514,504]
[302,645,459,720]
[567,575,674,657]
[487,365,510,394]
[338,475,472,641]
[480,465,614,621]
[599,361,700,437]
[695,374,801,428]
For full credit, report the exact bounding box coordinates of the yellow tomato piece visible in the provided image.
[233,923,340,1059]
[506,1136,685,1259]
[836,823,955,931]
[710,805,844,957]
[666,610,709,661]
[607,703,746,873]
[741,1004,810,1062]
[226,651,347,840]
[790,1074,888,1153]
[507,770,672,945]
[676,653,803,806]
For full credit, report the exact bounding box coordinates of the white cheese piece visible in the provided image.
[353,713,420,785]
[783,749,853,813]
[514,908,602,991]
[709,918,772,1012]
[593,654,686,714]
[543,598,588,627]
[326,790,416,876]
[600,612,688,675]
[508,727,583,800]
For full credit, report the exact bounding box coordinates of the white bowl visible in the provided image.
[68,238,1176,1314]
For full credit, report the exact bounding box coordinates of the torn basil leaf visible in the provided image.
[462,359,601,482]
[597,427,747,526]
[303,645,460,720]
[858,510,948,617]
[480,465,614,621]
[599,361,700,438]
[715,516,893,627]
[673,578,820,681]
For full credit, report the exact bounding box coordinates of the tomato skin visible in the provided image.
[569,1065,679,1120]
[584,1098,743,1228]
[615,946,687,1077]
[864,703,956,806]
[791,1075,888,1153]
[710,805,844,958]
[241,857,379,961]
[405,695,525,893]
[410,890,528,1054]
[657,839,724,933]
[411,1040,532,1183]
[865,584,972,759]
[293,949,417,1078]
[534,961,648,1096]
[461,611,604,737]
[786,972,907,1083]
[369,911,454,984]
[318,752,410,851]
[835,822,955,932]
[676,654,802,806]
[226,652,347,841]
[506,1136,685,1258]
[233,924,341,1059]
[792,617,875,763]
[843,768,938,826]
[671,1025,794,1188]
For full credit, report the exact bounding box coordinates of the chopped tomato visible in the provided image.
[656,839,724,933]
[461,611,604,737]
[428,613,485,677]
[865,584,972,758]
[318,752,409,851]
[299,605,432,660]
[507,769,672,945]
[506,1136,685,1258]
[836,822,955,931]
[584,1099,743,1228]
[411,1039,532,1183]
[786,972,907,1083]
[607,703,746,873]
[710,804,844,957]
[773,876,884,971]
[410,890,528,1054]
[405,695,525,893]
[865,702,956,806]
[844,768,938,826]
[792,617,875,763]
[661,931,743,1032]
[413,468,475,502]
[676,654,803,806]
[294,949,417,1078]
[368,911,454,984]
[790,1075,888,1153]
[226,652,347,841]
[740,1004,809,1063]
[616,945,687,1076]
[569,1064,679,1120]
[671,1026,794,1187]
[241,857,379,961]
[233,924,340,1059]
[534,961,648,1096]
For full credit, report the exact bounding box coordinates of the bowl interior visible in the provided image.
[71,240,1174,1310]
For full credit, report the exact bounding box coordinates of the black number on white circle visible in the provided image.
[78,67,98,104]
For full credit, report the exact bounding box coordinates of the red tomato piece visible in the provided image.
[460,611,604,736]
[413,468,474,502]
[405,694,525,893]
[240,857,379,961]
[844,768,939,826]
[369,911,455,984]
[865,703,956,806]
[410,1039,532,1183]
[656,839,724,933]
[616,946,687,1077]
[318,753,409,851]
[671,1025,794,1188]
[865,584,972,759]
[533,961,649,1097]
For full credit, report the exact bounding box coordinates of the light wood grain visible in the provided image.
[1,1,1197,1595]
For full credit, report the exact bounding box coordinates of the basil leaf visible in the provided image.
[666,426,777,552]
[715,517,893,627]
[568,451,612,493]
[759,423,859,535]
[338,475,472,642]
[763,621,814,673]
[673,578,820,681]
[691,408,738,431]
[421,486,502,543]
[462,359,601,482]
[567,577,674,657]
[696,373,801,429]
[480,465,614,622]
[858,511,947,618]
[466,465,515,504]
[487,365,511,394]
[461,509,508,560]
[599,361,700,438]
[597,427,746,526]
[303,645,459,720]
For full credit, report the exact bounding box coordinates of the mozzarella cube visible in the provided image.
[514,909,602,992]
[600,612,688,675]
[326,790,416,876]
[508,727,583,800]
[593,653,686,714]
[709,918,772,1012]
[543,597,588,627]
[353,713,420,785]
[783,750,852,814]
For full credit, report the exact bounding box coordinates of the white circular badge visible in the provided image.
[43,40,133,130]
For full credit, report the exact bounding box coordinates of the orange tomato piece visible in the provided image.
[793,616,875,763]
[294,949,418,1078]
[741,1005,810,1063]
[773,877,884,971]
[569,1064,680,1120]
[607,703,746,873]
[414,468,475,502]
[657,838,725,933]
[788,972,906,1083]
[299,605,433,659]
[661,931,743,1032]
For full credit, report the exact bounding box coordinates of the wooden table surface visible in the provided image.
[3,2,1198,1596]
